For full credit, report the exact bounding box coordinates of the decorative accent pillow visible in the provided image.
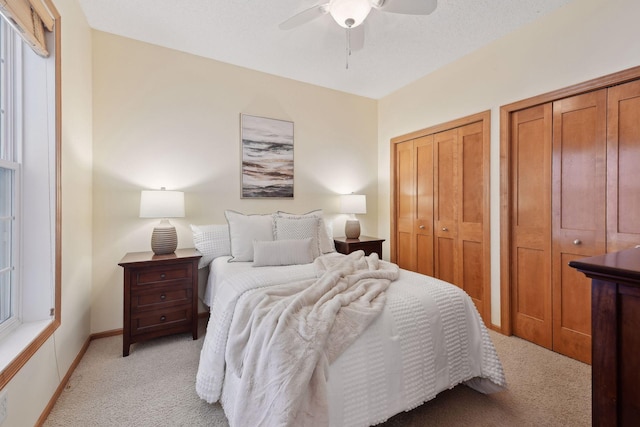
[276,210,335,254]
[273,216,321,259]
[190,224,231,269]
[252,238,315,267]
[225,210,274,262]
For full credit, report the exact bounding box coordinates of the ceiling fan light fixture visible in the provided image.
[329,0,372,28]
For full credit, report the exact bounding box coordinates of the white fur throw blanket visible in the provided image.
[198,251,398,427]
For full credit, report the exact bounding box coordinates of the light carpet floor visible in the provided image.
[44,318,591,426]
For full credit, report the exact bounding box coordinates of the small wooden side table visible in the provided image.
[334,236,385,258]
[119,248,201,357]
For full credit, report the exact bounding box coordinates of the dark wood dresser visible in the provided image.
[569,248,640,426]
[119,248,201,357]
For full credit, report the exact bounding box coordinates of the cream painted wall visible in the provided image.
[377,0,640,327]
[90,32,378,333]
[2,0,94,425]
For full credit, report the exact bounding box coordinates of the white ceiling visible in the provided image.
[77,0,573,99]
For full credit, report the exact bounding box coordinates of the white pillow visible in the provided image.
[190,224,231,269]
[273,216,321,259]
[225,210,274,262]
[276,210,335,254]
[253,238,315,267]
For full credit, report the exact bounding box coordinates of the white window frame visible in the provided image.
[0,20,22,338]
[0,11,58,379]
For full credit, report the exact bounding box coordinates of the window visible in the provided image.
[0,20,19,334]
[0,169,15,326]
[0,0,59,386]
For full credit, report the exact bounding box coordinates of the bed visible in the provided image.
[193,210,506,427]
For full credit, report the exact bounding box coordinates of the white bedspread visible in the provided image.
[197,253,506,427]
[224,251,398,426]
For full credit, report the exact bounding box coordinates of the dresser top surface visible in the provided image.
[569,248,640,283]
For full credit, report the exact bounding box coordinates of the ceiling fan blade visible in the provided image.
[349,25,365,51]
[279,4,329,30]
[375,0,437,15]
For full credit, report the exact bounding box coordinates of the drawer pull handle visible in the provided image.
[160,294,166,300]
[442,227,448,232]
[160,315,166,322]
[419,225,425,229]
[573,239,582,245]
[160,273,166,279]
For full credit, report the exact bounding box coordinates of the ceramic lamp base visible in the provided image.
[151,219,177,255]
[345,219,361,239]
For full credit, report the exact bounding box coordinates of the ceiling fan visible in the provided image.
[279,0,437,67]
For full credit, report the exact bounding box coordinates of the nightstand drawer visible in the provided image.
[131,307,192,336]
[135,264,192,285]
[132,285,192,311]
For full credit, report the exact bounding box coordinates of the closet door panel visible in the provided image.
[516,248,547,319]
[436,237,455,284]
[608,80,640,252]
[461,123,484,224]
[559,253,591,335]
[557,105,601,234]
[434,129,458,284]
[462,240,483,310]
[395,141,415,271]
[552,90,607,364]
[510,104,552,349]
[459,122,485,310]
[415,136,434,276]
[416,234,434,275]
[434,129,457,229]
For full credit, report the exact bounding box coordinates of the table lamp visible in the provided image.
[139,188,185,255]
[340,194,366,239]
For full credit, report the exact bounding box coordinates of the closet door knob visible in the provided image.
[573,239,582,245]
[442,227,448,232]
[419,225,425,229]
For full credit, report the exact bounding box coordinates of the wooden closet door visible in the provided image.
[434,129,458,285]
[395,140,416,271]
[392,111,491,326]
[394,136,434,274]
[458,122,487,317]
[607,80,640,252]
[552,89,607,364]
[510,104,553,349]
[415,136,434,276]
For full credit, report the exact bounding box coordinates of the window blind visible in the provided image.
[0,0,53,57]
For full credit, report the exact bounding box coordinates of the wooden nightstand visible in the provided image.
[334,236,385,258]
[118,248,201,357]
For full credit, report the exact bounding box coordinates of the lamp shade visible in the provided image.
[340,194,367,214]
[139,189,185,218]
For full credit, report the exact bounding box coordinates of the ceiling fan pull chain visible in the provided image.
[345,28,349,69]
[345,27,352,69]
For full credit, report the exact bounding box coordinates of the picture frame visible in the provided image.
[240,114,294,198]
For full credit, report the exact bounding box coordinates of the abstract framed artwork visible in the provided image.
[240,114,294,198]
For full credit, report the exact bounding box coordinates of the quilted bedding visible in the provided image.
[196,252,506,427]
